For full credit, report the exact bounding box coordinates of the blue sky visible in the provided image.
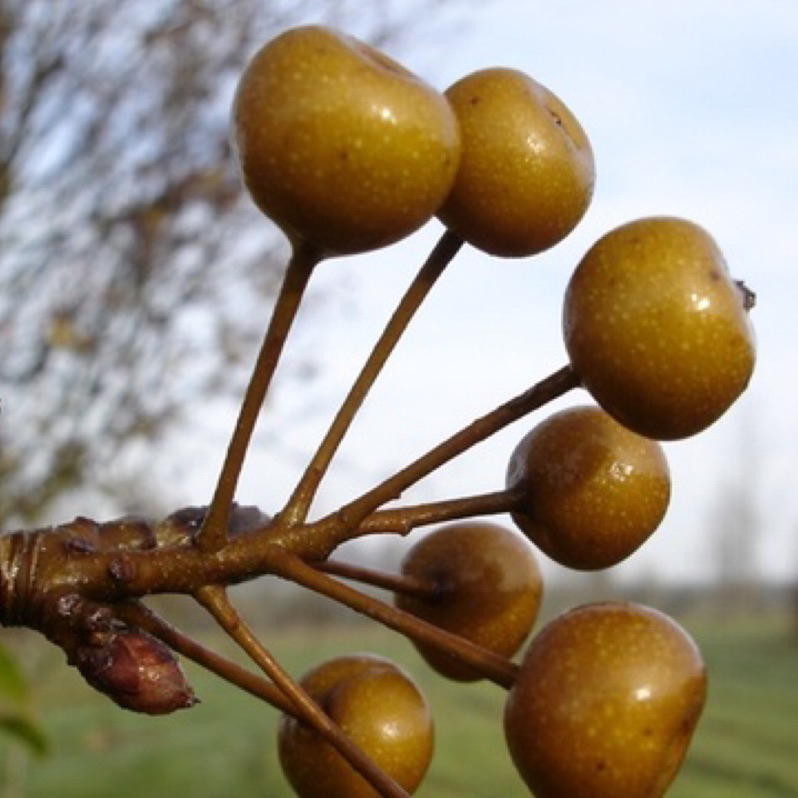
[184,1,797,584]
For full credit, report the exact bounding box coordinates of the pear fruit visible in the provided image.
[395,522,542,681]
[506,406,670,570]
[563,216,756,439]
[438,67,594,257]
[278,654,433,798]
[232,25,461,258]
[505,602,707,798]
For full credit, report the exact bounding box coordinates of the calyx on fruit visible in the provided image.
[505,602,707,798]
[563,216,756,440]
[395,521,542,681]
[506,405,670,570]
[438,67,595,257]
[232,25,461,258]
[278,654,433,798]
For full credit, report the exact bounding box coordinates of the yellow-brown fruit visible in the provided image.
[438,67,594,257]
[563,216,756,439]
[278,654,433,798]
[505,602,707,798]
[232,25,461,257]
[395,522,542,681]
[506,405,670,570]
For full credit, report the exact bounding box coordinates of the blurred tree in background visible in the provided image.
[0,0,470,527]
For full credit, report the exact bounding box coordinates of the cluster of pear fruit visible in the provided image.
[232,24,756,798]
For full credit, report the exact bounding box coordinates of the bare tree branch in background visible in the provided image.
[0,0,472,525]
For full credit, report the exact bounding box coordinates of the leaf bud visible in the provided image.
[75,628,197,715]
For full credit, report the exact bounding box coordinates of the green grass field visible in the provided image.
[0,614,795,797]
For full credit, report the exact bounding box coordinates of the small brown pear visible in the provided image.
[505,602,707,798]
[438,67,594,256]
[278,654,433,798]
[563,216,756,439]
[395,522,542,680]
[506,405,670,570]
[233,25,461,257]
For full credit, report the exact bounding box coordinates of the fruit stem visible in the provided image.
[356,487,524,536]
[265,544,519,689]
[308,364,579,552]
[313,560,440,600]
[196,244,320,553]
[195,585,412,798]
[280,229,464,527]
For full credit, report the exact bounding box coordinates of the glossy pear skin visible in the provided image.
[278,654,433,798]
[232,25,461,257]
[506,406,670,570]
[505,602,707,798]
[438,67,594,256]
[395,522,542,681]
[563,216,756,439]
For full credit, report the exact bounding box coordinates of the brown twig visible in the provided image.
[13,371,573,609]
[312,486,526,602]
[356,487,524,536]
[313,560,440,600]
[303,364,579,555]
[280,229,464,527]
[265,545,519,689]
[196,243,321,553]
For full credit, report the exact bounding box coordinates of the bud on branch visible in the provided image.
[73,627,197,715]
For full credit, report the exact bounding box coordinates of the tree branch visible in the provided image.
[197,244,321,553]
